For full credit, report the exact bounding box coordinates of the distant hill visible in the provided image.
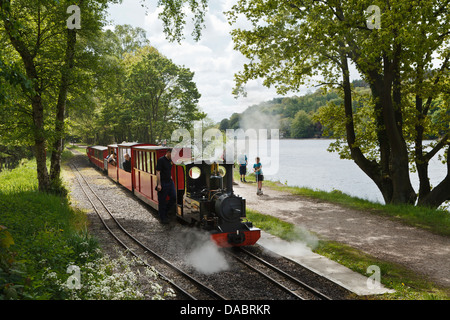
[217,83,367,138]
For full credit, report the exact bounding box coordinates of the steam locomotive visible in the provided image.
[86,144,260,247]
[182,161,260,247]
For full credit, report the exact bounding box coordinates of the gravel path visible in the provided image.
[233,180,450,289]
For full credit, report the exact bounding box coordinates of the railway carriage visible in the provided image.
[132,146,189,211]
[86,146,108,171]
[117,142,154,191]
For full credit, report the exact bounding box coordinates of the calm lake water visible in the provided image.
[240,139,447,205]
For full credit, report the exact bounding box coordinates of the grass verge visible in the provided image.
[0,152,174,300]
[66,143,87,154]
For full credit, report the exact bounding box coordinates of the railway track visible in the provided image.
[70,163,226,300]
[70,155,352,300]
[225,247,333,300]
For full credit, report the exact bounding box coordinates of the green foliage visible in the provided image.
[219,0,450,207]
[124,47,204,142]
[291,110,314,138]
[154,0,209,42]
[217,86,345,138]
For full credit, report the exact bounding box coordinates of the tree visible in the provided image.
[69,25,149,145]
[291,110,314,139]
[0,0,118,192]
[123,47,204,143]
[219,118,230,131]
[154,0,450,208]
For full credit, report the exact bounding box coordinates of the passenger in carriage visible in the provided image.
[107,151,116,166]
[123,153,131,172]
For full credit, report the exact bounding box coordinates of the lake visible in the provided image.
[239,138,448,205]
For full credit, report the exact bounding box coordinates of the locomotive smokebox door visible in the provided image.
[215,194,245,231]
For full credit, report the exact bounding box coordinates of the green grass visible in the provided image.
[0,157,96,299]
[0,152,174,300]
[314,240,450,300]
[66,144,87,154]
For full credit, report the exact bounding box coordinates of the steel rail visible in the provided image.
[238,247,332,300]
[70,163,226,300]
[224,250,306,300]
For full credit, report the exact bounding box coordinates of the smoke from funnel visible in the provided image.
[239,109,280,132]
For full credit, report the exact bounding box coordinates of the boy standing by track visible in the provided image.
[253,157,263,195]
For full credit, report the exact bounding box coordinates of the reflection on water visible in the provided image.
[240,139,447,205]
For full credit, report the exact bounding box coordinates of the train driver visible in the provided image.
[156,148,176,224]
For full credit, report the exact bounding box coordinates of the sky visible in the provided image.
[105,0,313,123]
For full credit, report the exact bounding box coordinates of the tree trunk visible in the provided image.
[1,1,50,191]
[31,94,50,192]
[50,28,77,184]
[418,145,450,208]
[339,52,393,202]
[370,75,394,204]
[380,55,416,204]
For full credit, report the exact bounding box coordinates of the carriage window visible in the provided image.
[144,152,147,172]
[119,148,131,170]
[134,151,138,169]
[189,167,201,179]
[218,165,226,177]
[151,152,156,174]
[138,151,142,171]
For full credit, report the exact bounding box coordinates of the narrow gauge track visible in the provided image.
[70,163,227,300]
[226,247,333,300]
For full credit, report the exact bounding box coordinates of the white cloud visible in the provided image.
[106,0,308,122]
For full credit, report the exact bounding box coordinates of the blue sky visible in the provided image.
[105,0,314,122]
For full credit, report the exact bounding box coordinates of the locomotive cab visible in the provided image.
[180,161,260,247]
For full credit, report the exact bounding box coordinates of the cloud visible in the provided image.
[106,0,303,122]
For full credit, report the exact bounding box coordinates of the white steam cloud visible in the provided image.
[239,110,280,132]
[259,227,319,258]
[179,229,229,275]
